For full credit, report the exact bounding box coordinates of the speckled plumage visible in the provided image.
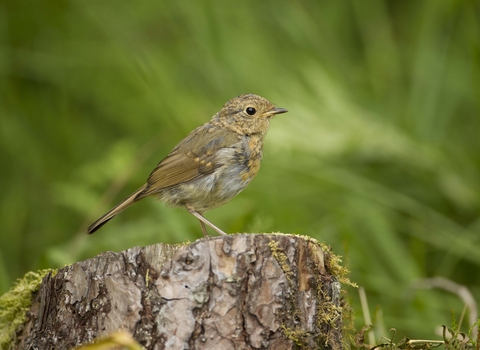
[88,94,287,236]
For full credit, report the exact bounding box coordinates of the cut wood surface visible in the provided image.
[13,234,345,350]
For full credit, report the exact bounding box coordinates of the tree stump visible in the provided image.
[12,234,345,350]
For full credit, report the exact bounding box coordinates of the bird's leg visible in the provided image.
[198,219,208,237]
[186,206,227,236]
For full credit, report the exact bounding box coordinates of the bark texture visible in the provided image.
[13,234,343,350]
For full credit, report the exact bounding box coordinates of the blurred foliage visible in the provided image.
[1,0,479,341]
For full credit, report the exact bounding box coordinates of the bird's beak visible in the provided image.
[265,107,288,117]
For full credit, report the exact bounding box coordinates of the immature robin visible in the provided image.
[87,94,288,236]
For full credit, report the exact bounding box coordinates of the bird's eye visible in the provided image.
[246,107,256,115]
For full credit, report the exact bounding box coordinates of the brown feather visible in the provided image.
[137,125,240,198]
[87,184,147,234]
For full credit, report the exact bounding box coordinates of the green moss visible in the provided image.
[0,269,55,349]
[268,233,357,288]
[281,324,310,347]
[268,234,357,349]
[319,242,357,289]
[267,239,294,283]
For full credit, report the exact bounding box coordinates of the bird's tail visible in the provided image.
[87,184,147,234]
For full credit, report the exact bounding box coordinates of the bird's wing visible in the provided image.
[137,124,240,198]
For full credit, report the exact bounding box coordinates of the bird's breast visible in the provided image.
[236,135,264,182]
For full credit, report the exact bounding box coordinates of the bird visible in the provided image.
[87,94,288,236]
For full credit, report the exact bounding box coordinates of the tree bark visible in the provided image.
[13,234,344,350]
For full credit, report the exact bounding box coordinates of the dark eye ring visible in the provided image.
[246,107,256,115]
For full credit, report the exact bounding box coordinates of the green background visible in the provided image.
[1,0,479,341]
